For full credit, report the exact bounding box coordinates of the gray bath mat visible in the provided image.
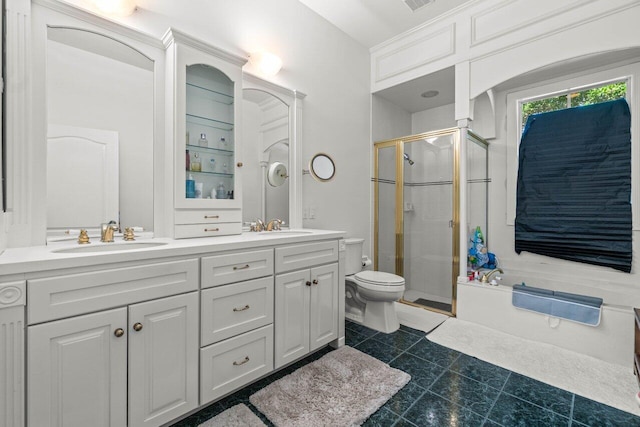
[197,403,266,427]
[250,346,411,426]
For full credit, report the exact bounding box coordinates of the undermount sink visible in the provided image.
[52,241,168,254]
[254,230,313,236]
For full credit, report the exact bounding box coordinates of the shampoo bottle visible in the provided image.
[186,174,195,198]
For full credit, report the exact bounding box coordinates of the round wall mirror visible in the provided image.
[309,153,336,182]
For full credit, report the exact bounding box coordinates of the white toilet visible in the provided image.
[344,238,405,333]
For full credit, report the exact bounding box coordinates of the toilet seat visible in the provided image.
[354,271,405,289]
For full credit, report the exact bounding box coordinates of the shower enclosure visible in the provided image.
[374,127,489,316]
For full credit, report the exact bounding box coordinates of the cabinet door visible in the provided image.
[175,44,243,210]
[274,269,310,368]
[27,308,127,427]
[128,292,199,427]
[309,263,339,351]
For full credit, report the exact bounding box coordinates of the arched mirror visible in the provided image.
[44,25,156,239]
[309,153,336,182]
[242,74,304,228]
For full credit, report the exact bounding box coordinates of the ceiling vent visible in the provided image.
[403,0,435,12]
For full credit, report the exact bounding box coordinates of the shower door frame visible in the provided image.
[374,127,461,316]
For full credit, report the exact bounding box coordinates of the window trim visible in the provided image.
[506,62,638,229]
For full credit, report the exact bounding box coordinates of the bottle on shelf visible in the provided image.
[209,158,216,172]
[186,149,190,170]
[216,182,226,199]
[191,152,201,172]
[222,162,228,174]
[199,133,208,147]
[186,174,195,198]
[220,137,227,148]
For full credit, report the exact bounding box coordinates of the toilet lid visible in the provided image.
[354,271,405,286]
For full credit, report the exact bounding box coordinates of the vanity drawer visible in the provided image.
[201,277,274,346]
[28,259,199,324]
[174,222,242,239]
[200,325,273,405]
[175,209,241,225]
[275,240,339,273]
[202,249,274,288]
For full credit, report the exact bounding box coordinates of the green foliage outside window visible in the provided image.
[522,82,627,127]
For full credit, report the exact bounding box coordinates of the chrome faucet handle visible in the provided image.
[267,218,284,231]
[255,218,265,232]
[266,219,283,232]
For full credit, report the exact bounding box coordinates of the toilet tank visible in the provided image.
[344,238,364,276]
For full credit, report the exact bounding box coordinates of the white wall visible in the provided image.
[372,95,411,142]
[411,103,455,135]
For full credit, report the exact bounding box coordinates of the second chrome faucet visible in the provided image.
[250,218,284,232]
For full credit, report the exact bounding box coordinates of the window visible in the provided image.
[521,81,627,129]
[515,98,632,272]
[506,62,639,231]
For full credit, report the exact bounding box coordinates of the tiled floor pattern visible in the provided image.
[172,320,640,426]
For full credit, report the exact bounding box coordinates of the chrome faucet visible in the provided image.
[250,219,265,232]
[266,219,284,231]
[101,221,118,242]
[480,268,504,283]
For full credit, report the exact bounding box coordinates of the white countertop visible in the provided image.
[0,229,346,277]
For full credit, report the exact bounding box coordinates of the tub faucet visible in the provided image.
[481,268,504,283]
[101,221,118,242]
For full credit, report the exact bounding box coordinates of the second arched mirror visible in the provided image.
[241,74,305,228]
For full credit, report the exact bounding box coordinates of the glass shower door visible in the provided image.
[374,142,399,274]
[402,133,456,313]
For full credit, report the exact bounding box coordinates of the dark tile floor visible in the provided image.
[172,320,640,426]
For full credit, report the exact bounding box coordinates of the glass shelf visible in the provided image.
[186,82,234,105]
[186,113,234,132]
[186,144,233,156]
[186,169,234,178]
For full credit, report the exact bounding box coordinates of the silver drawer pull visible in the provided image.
[233,356,250,366]
[204,228,220,232]
[233,264,250,271]
[233,304,250,312]
[204,215,219,219]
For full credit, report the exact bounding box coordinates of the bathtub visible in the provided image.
[456,279,633,368]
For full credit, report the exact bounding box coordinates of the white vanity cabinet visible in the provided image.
[164,28,247,239]
[274,241,340,368]
[0,280,26,427]
[26,259,200,427]
[199,249,275,404]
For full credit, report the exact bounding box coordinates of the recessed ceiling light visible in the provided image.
[420,90,439,98]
